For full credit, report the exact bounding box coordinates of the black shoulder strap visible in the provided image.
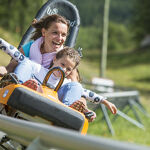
[18,0,80,49]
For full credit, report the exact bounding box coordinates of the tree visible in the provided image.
[0,0,42,36]
[131,0,150,43]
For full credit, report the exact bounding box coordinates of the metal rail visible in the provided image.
[0,114,150,150]
[99,91,139,98]
[87,90,149,135]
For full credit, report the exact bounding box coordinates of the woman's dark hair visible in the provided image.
[31,14,70,40]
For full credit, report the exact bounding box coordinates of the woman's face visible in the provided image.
[42,22,68,53]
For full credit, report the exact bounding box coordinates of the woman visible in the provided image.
[0,14,69,75]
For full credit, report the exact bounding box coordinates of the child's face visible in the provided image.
[53,55,76,77]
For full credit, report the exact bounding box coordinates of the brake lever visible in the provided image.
[84,111,94,120]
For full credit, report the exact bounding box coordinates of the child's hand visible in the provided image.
[84,110,96,122]
[102,100,117,114]
[90,111,96,122]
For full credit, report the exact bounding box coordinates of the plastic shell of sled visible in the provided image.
[0,67,88,135]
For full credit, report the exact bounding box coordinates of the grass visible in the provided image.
[1,28,150,146]
[80,49,150,94]
[87,97,150,146]
[0,27,21,66]
[79,49,150,146]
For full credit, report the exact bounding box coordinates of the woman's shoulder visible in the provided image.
[22,40,34,57]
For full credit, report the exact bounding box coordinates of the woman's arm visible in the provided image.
[6,59,19,73]
[0,59,18,76]
[1,48,25,75]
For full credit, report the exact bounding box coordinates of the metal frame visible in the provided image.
[84,79,149,135]
[0,115,150,150]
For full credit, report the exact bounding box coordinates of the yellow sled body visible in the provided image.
[0,81,88,135]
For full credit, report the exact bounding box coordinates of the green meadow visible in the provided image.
[80,49,150,146]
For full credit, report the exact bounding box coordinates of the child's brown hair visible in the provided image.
[50,47,81,69]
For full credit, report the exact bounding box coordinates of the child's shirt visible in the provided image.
[14,58,105,104]
[14,58,71,88]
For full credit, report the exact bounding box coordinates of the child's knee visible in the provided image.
[58,82,83,106]
[65,82,82,91]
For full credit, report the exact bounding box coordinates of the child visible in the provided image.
[14,47,83,106]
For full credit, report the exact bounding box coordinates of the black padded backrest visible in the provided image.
[18,0,80,49]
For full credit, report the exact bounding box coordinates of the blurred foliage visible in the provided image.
[69,0,136,26]
[131,0,150,44]
[0,0,149,51]
[108,22,135,51]
[0,0,43,35]
[75,22,135,52]
[75,26,102,50]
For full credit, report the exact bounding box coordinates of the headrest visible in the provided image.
[18,0,80,49]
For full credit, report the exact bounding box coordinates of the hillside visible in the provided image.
[0,27,21,66]
[79,48,150,95]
